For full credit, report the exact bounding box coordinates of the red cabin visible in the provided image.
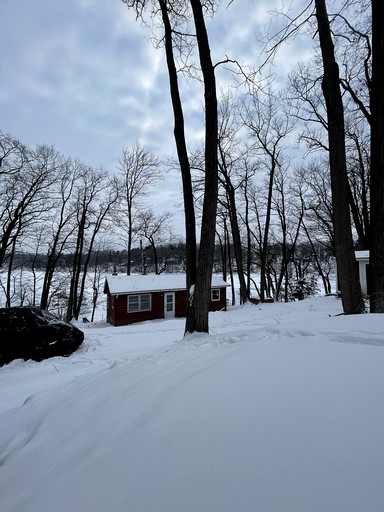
[103,273,230,326]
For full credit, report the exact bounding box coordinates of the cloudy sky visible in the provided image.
[0,0,311,234]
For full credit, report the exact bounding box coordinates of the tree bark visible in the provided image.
[158,0,197,331]
[369,0,384,312]
[314,0,364,314]
[66,209,86,322]
[260,158,275,302]
[189,0,219,333]
[224,181,248,304]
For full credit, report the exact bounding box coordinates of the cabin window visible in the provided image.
[128,294,151,312]
[211,288,220,301]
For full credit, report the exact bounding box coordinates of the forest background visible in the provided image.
[0,0,381,329]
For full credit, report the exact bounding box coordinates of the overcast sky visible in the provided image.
[0,0,311,235]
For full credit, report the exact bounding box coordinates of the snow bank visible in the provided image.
[1,296,383,512]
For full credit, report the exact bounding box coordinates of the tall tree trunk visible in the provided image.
[91,264,99,323]
[157,0,218,332]
[216,229,227,281]
[5,237,17,307]
[369,0,384,312]
[314,0,364,314]
[190,0,219,333]
[127,208,133,275]
[40,176,76,309]
[66,213,86,322]
[225,184,248,304]
[158,0,197,331]
[260,159,275,302]
[243,179,252,297]
[218,144,248,304]
[41,232,71,310]
[73,234,94,321]
[41,255,57,309]
[226,220,236,305]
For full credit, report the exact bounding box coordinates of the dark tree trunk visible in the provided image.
[91,268,99,323]
[40,171,76,309]
[148,238,159,275]
[5,235,18,307]
[40,230,73,310]
[73,230,95,321]
[72,191,116,320]
[314,0,364,314]
[190,0,219,333]
[216,229,227,281]
[66,211,86,322]
[225,183,248,304]
[127,208,133,275]
[40,258,56,310]
[0,204,24,268]
[369,0,384,312]
[243,179,252,297]
[260,159,275,302]
[218,143,248,304]
[157,0,218,332]
[226,220,236,306]
[159,0,197,331]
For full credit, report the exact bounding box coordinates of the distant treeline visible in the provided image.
[5,241,333,275]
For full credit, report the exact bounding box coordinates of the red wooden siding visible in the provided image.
[209,288,227,312]
[110,292,160,326]
[175,290,188,317]
[105,285,227,326]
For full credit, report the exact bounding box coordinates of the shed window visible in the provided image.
[211,288,220,301]
[128,294,151,312]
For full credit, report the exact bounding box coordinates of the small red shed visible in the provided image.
[103,273,230,326]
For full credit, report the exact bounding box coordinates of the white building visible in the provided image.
[355,250,370,296]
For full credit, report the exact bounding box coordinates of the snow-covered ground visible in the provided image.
[1,295,384,512]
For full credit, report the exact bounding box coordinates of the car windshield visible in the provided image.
[33,309,60,324]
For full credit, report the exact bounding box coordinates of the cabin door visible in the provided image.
[164,292,175,318]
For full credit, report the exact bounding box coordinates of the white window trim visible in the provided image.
[128,293,152,313]
[211,288,220,301]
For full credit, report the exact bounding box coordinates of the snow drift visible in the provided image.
[1,296,383,512]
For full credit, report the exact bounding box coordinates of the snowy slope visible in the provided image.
[1,296,384,512]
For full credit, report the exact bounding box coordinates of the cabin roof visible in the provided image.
[104,273,229,295]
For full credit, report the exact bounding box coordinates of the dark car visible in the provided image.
[0,306,84,366]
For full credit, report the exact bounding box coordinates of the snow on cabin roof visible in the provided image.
[105,273,229,295]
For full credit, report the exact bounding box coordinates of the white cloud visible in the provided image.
[0,0,314,232]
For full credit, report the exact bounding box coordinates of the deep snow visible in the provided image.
[1,295,384,512]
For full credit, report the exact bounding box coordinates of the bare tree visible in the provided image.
[313,0,384,311]
[217,93,248,304]
[157,0,197,306]
[66,167,118,321]
[297,160,335,252]
[369,0,384,312]
[0,131,27,177]
[117,142,160,275]
[288,60,371,252]
[241,86,293,302]
[40,157,81,310]
[136,208,174,274]
[188,0,219,333]
[271,167,304,302]
[314,0,364,314]
[124,0,219,334]
[0,144,57,270]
